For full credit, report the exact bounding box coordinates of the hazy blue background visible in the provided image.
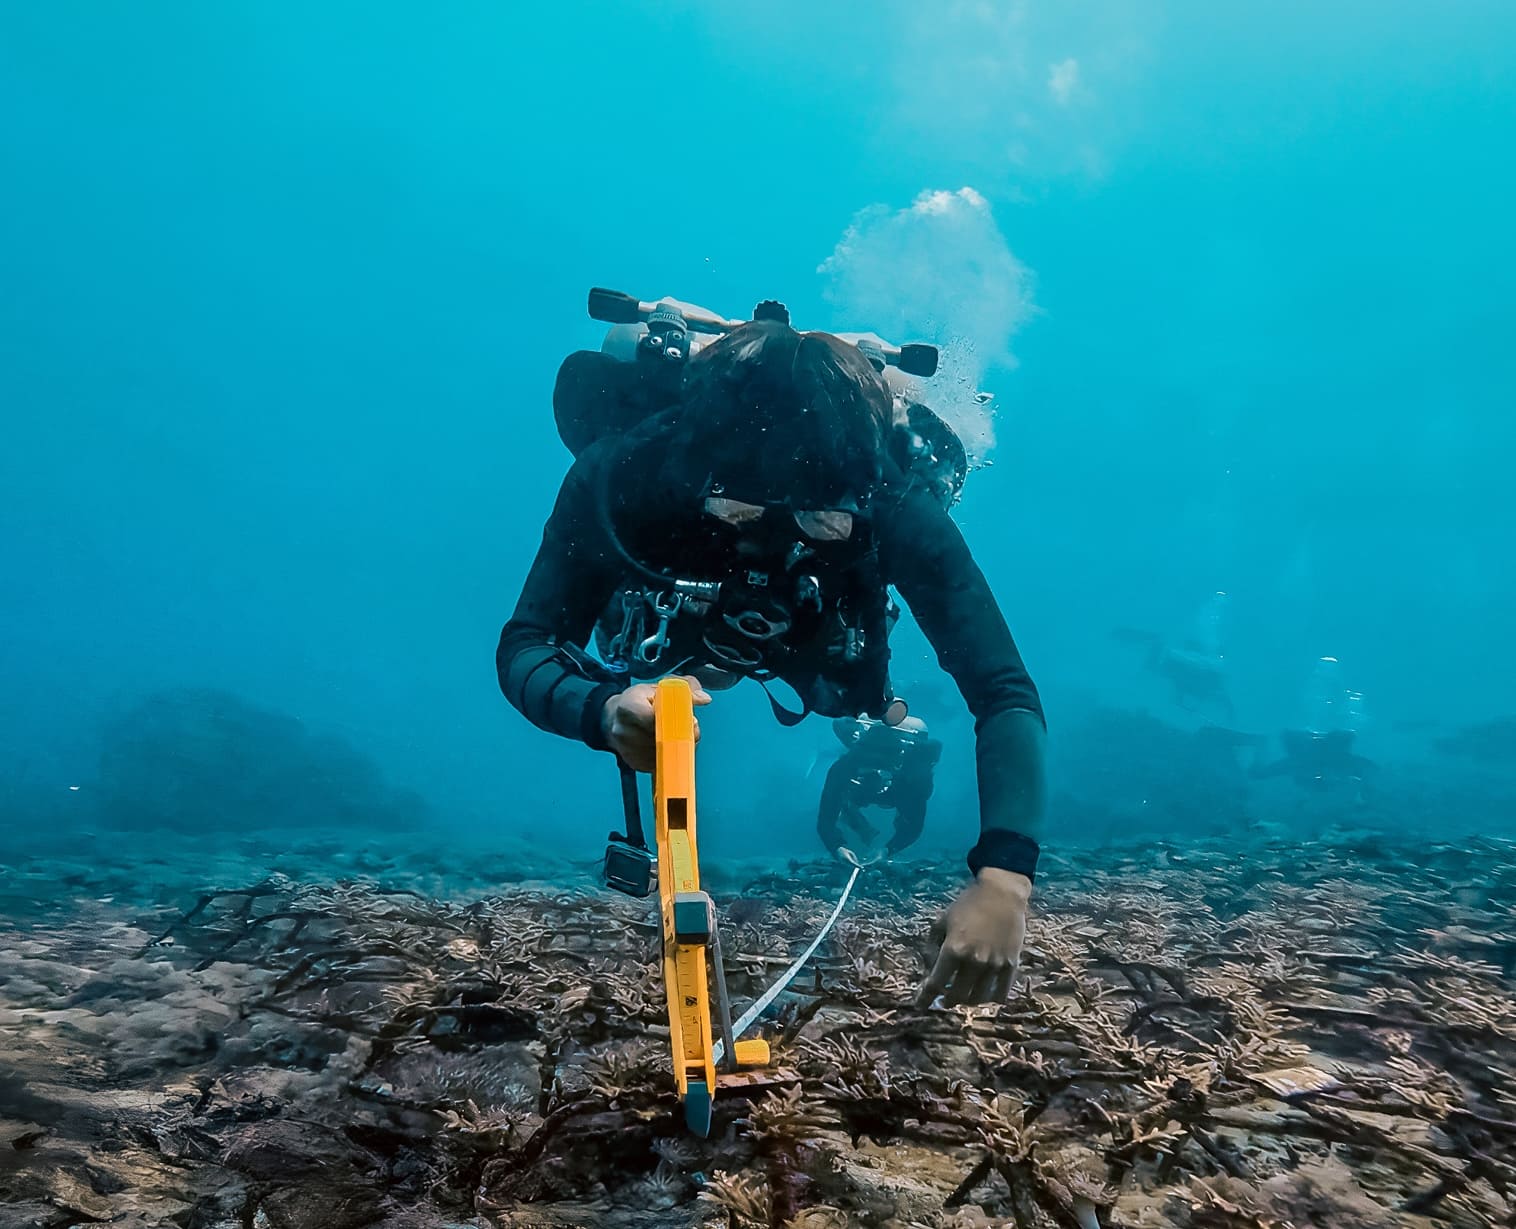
[4,2,1513,860]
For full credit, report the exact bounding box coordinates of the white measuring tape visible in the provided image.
[712,864,861,1065]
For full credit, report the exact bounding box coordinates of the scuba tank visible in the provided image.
[562,287,970,509]
[586,288,938,376]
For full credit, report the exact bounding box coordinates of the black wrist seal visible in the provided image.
[966,829,1039,882]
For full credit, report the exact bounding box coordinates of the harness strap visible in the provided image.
[757,678,810,727]
[617,759,648,850]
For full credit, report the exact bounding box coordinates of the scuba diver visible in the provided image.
[1252,728,1375,790]
[1113,591,1234,719]
[498,292,1045,1008]
[817,715,943,865]
[1111,630,1234,717]
[1252,657,1375,793]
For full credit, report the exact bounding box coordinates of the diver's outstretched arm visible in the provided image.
[496,448,622,748]
[878,486,1045,1009]
[886,738,942,856]
[887,798,927,857]
[879,488,1046,874]
[815,755,854,855]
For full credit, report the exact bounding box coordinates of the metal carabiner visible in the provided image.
[606,590,643,668]
[636,592,684,664]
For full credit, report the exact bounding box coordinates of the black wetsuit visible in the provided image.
[499,366,1048,877]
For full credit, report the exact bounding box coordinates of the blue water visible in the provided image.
[3,3,1513,861]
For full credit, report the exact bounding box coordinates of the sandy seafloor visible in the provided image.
[3,828,1515,1229]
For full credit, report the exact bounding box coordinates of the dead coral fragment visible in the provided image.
[699,1170,774,1228]
[748,1084,839,1143]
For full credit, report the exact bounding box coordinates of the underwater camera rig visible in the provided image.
[588,287,941,378]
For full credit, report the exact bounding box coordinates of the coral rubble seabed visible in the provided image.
[3,836,1516,1228]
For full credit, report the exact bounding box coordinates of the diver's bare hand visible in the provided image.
[916,868,1030,1008]
[601,676,712,772]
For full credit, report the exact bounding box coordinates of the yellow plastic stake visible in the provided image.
[653,678,716,1129]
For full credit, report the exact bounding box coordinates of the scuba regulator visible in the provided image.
[637,302,692,366]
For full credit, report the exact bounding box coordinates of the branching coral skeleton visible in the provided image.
[6,836,1516,1226]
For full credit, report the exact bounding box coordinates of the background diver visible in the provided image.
[1111,630,1233,719]
[1113,591,1233,719]
[1253,657,1375,794]
[1253,728,1376,792]
[497,298,1046,1008]
[817,714,943,866]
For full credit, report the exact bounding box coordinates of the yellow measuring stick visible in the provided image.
[652,677,769,1135]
